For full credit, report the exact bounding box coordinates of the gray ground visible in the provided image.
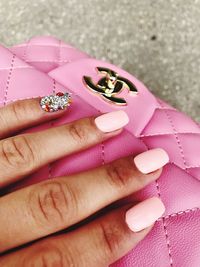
[0,0,199,122]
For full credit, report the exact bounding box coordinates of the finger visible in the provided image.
[0,149,168,252]
[0,93,71,139]
[0,110,129,186]
[0,201,165,267]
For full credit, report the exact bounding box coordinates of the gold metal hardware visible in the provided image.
[83,67,138,106]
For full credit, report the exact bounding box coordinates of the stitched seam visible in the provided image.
[161,105,188,171]
[53,79,56,94]
[165,110,187,170]
[156,100,175,109]
[13,44,75,49]
[3,54,16,106]
[23,38,31,62]
[156,101,200,128]
[58,39,61,63]
[0,66,33,71]
[156,98,177,110]
[24,60,71,63]
[186,165,200,168]
[22,44,27,61]
[101,142,105,166]
[156,107,176,110]
[156,97,199,128]
[155,178,173,266]
[162,216,173,266]
[169,162,200,180]
[139,137,173,266]
[158,207,200,221]
[170,162,200,169]
[140,132,200,137]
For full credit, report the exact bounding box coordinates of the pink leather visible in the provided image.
[0,35,199,266]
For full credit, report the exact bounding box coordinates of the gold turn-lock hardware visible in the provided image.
[83,67,138,106]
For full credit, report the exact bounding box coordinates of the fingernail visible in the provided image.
[95,110,129,133]
[134,148,169,174]
[125,197,165,232]
[40,92,72,112]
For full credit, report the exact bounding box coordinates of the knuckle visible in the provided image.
[68,120,88,143]
[28,181,77,227]
[23,244,67,267]
[68,117,98,144]
[0,135,35,169]
[11,100,30,122]
[105,160,132,189]
[98,221,121,258]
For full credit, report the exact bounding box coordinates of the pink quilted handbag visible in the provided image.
[1,36,200,267]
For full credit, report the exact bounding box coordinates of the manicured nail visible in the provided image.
[125,197,165,232]
[134,148,169,174]
[40,92,72,112]
[95,110,129,133]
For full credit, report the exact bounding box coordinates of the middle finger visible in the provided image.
[0,149,168,252]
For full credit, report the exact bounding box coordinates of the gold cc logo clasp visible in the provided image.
[83,67,138,106]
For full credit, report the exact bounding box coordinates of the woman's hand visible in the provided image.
[0,95,168,266]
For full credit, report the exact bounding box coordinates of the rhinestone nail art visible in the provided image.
[40,92,72,112]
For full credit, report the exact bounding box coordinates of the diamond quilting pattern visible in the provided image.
[11,36,89,73]
[141,109,200,136]
[164,209,200,267]
[0,36,198,267]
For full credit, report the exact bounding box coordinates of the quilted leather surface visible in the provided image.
[0,36,199,266]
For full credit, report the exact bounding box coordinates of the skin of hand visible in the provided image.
[0,96,168,267]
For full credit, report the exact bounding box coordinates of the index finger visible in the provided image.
[0,92,71,139]
[0,110,129,187]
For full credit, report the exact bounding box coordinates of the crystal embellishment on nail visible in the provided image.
[40,92,72,112]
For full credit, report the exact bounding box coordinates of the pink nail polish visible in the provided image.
[134,148,169,174]
[95,111,129,133]
[125,197,165,232]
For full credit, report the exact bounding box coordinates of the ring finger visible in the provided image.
[0,204,162,267]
